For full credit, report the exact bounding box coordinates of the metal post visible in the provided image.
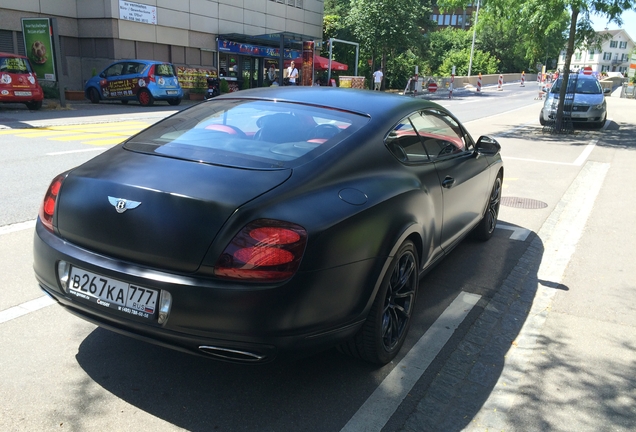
[51,18,66,107]
[467,0,480,77]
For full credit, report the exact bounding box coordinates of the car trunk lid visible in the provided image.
[56,147,291,273]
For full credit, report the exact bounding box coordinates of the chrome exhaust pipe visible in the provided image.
[199,345,267,362]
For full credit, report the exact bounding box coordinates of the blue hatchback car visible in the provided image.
[84,59,183,106]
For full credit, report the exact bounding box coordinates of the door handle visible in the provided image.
[442,176,456,188]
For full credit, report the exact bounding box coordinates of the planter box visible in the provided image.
[188,92,205,101]
[65,90,85,101]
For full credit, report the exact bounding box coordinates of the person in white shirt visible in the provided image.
[287,61,299,85]
[373,67,383,91]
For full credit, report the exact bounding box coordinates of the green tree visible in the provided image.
[423,27,473,74]
[438,48,499,76]
[441,0,635,130]
[347,0,428,83]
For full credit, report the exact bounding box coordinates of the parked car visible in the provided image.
[84,59,183,106]
[539,73,608,128]
[34,87,503,365]
[0,52,44,110]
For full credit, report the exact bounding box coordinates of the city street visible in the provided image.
[1,85,635,431]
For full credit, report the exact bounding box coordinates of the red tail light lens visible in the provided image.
[38,173,67,232]
[147,64,156,83]
[214,219,307,282]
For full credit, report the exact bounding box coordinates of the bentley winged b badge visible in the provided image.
[108,196,141,214]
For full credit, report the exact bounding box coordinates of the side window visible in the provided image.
[122,62,140,75]
[385,117,429,163]
[413,109,471,160]
[105,63,124,77]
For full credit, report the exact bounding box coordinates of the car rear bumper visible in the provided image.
[33,221,372,363]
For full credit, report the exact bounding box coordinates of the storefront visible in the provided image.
[217,33,310,90]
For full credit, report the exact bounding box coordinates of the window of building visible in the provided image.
[609,40,618,48]
[603,52,612,60]
[431,14,437,22]
[589,49,595,60]
[619,41,627,49]
[444,15,451,25]
[574,52,582,61]
[457,14,464,27]
[601,65,609,72]
[451,15,457,25]
[438,15,444,25]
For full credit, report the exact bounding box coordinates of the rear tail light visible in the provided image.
[147,64,156,83]
[214,219,307,282]
[39,173,67,232]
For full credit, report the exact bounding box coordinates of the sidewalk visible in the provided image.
[395,96,636,431]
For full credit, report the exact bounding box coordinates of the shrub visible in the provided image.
[220,79,230,93]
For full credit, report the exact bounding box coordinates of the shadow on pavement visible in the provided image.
[71,220,539,432]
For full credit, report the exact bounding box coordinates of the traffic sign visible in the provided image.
[582,66,593,75]
[427,82,438,93]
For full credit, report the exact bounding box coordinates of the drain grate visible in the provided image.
[501,197,548,209]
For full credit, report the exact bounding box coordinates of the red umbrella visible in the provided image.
[284,56,348,71]
[313,55,348,71]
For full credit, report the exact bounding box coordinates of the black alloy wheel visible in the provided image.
[340,240,419,364]
[473,174,502,241]
[88,88,100,104]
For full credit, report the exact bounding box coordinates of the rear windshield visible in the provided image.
[125,99,368,169]
[155,63,176,77]
[0,57,33,74]
[551,77,602,95]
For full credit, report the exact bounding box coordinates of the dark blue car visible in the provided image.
[84,59,183,106]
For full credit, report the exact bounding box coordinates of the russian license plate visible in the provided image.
[166,90,178,95]
[14,91,32,96]
[68,266,158,320]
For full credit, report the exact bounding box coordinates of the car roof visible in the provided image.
[0,52,29,59]
[113,59,172,64]
[213,87,444,118]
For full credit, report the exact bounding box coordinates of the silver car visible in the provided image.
[539,74,608,128]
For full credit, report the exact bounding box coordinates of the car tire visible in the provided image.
[137,89,154,106]
[539,112,546,126]
[473,174,503,241]
[121,100,129,105]
[88,88,100,104]
[25,101,42,110]
[339,240,419,364]
[168,97,182,106]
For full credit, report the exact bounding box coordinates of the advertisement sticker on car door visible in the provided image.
[102,78,142,98]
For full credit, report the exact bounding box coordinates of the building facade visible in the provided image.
[0,0,323,91]
[557,29,635,75]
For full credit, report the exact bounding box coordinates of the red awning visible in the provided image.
[314,55,348,71]
[284,56,349,71]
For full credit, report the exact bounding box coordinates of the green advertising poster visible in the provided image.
[21,18,56,81]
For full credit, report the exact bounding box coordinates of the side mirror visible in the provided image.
[603,88,611,94]
[476,136,501,156]
[99,72,106,78]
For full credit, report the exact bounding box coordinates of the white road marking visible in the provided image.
[504,138,597,166]
[496,222,532,241]
[0,295,55,324]
[0,220,35,235]
[573,140,597,166]
[47,148,107,156]
[340,291,481,432]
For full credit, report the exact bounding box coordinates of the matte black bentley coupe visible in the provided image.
[34,87,503,365]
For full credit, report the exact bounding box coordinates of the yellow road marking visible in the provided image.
[0,121,149,144]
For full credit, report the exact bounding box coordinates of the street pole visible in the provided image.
[467,0,480,77]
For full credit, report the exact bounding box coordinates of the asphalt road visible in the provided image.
[1,85,634,431]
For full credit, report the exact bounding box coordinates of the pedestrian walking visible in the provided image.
[373,67,383,91]
[286,61,298,86]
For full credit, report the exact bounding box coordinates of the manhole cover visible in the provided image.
[501,197,548,209]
